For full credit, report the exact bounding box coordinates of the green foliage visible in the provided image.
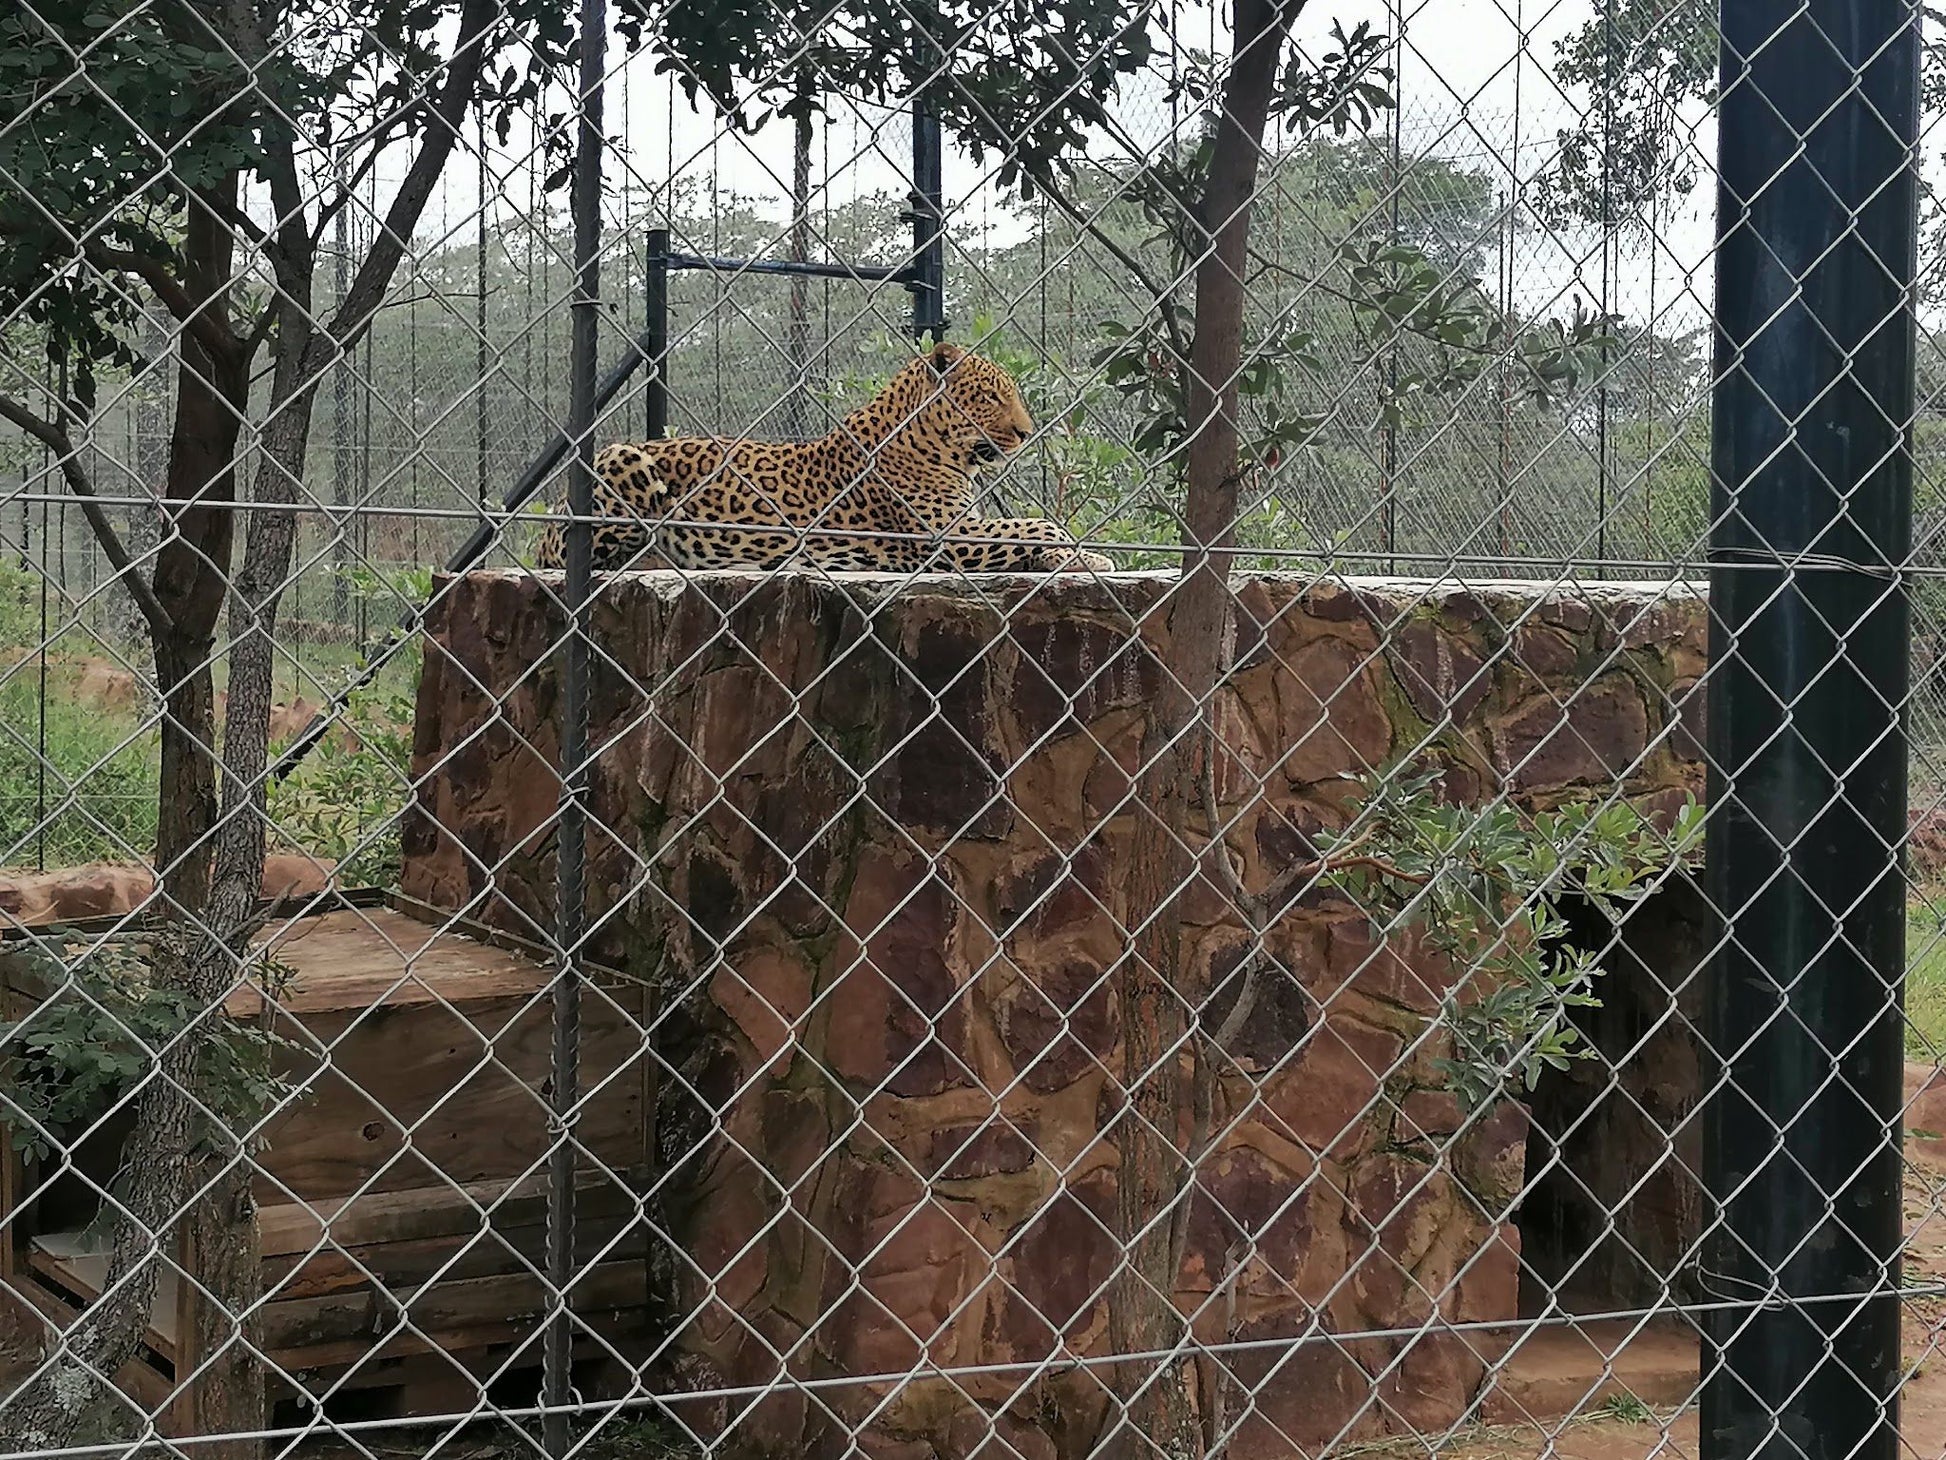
[1535,0,1717,230]
[616,0,1155,195]
[1321,765,1704,1111]
[267,656,418,890]
[0,669,159,868]
[0,930,304,1166]
[3,0,578,404]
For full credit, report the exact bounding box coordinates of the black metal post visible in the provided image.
[908,98,947,342]
[1702,2,1916,1459]
[544,0,602,1447]
[646,228,668,439]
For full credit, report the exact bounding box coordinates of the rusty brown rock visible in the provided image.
[401,570,1711,1455]
[1321,916,1465,1014]
[713,946,814,1075]
[828,849,974,1097]
[1274,637,1395,784]
[1390,618,1491,724]
[1498,674,1651,791]
[1181,1145,1314,1293]
[927,1120,1037,1180]
[991,1175,1116,1358]
[1668,677,1707,762]
[1380,1331,1492,1433]
[1350,1153,1452,1272]
[992,956,1117,1093]
[1010,615,1157,741]
[1263,1017,1401,1155]
[879,612,1009,837]
[1511,623,1578,680]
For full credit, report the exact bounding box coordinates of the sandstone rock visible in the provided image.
[1181,1145,1314,1294]
[1273,637,1395,784]
[829,850,974,1097]
[402,570,1711,1455]
[991,1176,1117,1358]
[991,956,1117,1093]
[1009,616,1157,741]
[712,946,813,1075]
[927,1119,1037,1181]
[0,855,334,927]
[1321,916,1464,1014]
[1390,619,1491,724]
[880,614,1008,837]
[1263,1017,1401,1155]
[1497,675,1651,791]
[1380,1331,1492,1434]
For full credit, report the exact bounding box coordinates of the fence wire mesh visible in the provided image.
[0,0,1931,1457]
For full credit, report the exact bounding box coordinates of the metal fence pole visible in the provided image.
[646,228,669,440]
[544,0,605,1447]
[1702,1,1918,1456]
[909,99,946,343]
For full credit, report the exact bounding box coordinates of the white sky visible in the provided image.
[359,0,1721,353]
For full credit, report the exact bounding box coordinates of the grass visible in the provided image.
[1911,901,1946,1059]
[0,663,157,868]
[0,633,417,882]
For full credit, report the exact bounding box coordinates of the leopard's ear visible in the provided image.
[927,340,965,372]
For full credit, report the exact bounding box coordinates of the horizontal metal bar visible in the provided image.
[657,250,917,285]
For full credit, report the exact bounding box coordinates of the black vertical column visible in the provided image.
[909,98,946,343]
[1703,1,1917,1458]
[645,227,669,439]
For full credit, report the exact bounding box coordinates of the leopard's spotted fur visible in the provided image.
[532,341,1112,574]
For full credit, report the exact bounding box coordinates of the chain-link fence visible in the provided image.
[0,0,1931,1457]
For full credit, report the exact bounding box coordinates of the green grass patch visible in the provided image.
[0,665,156,868]
[1909,901,1946,1059]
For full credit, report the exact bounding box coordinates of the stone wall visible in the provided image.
[401,570,1707,1458]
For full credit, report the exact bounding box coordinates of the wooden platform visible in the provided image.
[0,897,655,1428]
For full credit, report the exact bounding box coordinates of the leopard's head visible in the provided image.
[885,340,1035,476]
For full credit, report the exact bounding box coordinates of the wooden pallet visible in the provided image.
[0,898,656,1430]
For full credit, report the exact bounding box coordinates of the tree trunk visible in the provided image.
[125,323,170,650]
[331,195,353,625]
[1106,1,1299,1454]
[1,184,246,1451]
[150,194,245,916]
[176,307,319,1460]
[785,86,816,438]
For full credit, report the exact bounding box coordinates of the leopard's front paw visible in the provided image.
[1038,547,1115,573]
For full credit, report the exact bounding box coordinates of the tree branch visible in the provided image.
[326,0,498,350]
[79,242,244,364]
[0,393,173,640]
[1024,164,1193,360]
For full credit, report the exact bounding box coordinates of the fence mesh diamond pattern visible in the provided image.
[0,0,1931,1457]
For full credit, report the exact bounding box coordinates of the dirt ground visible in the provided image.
[1438,1141,1946,1460]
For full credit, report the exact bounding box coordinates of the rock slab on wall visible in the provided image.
[402,570,1707,1458]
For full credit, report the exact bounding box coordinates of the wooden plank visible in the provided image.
[260,1258,650,1355]
[253,992,649,1201]
[27,1230,179,1355]
[234,908,550,1016]
[255,1167,644,1256]
[263,1210,646,1301]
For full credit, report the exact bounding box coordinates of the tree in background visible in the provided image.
[0,1,575,1444]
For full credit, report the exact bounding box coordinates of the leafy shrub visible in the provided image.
[0,929,304,1167]
[267,664,417,889]
[1320,765,1704,1110]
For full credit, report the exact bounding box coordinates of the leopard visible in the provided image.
[532,340,1114,575]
